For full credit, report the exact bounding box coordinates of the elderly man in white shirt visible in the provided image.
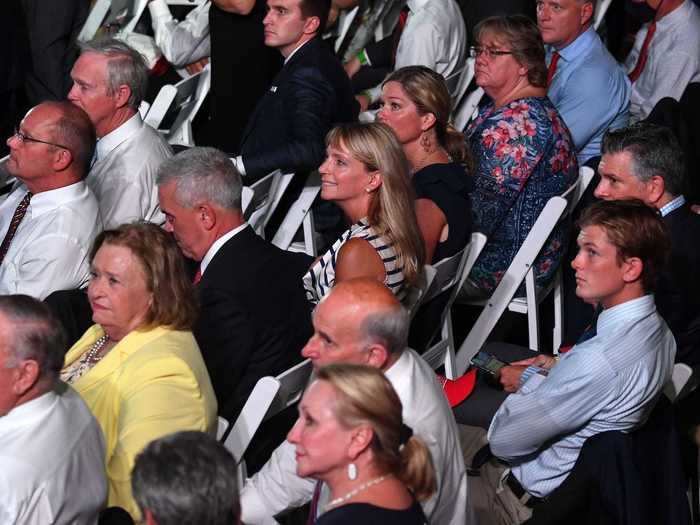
[0,295,106,525]
[1,101,101,300]
[68,37,171,229]
[241,278,473,525]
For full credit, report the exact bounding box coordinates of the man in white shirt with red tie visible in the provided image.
[625,0,700,121]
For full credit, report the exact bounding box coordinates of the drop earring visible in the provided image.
[347,463,358,480]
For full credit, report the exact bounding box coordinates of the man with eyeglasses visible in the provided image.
[537,0,630,165]
[0,101,101,300]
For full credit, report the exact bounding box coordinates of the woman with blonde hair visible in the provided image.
[303,122,425,305]
[288,363,435,524]
[379,65,474,263]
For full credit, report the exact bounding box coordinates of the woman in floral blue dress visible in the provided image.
[464,15,578,296]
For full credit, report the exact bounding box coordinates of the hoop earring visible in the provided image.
[348,463,358,480]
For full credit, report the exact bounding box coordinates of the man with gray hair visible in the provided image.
[0,294,106,524]
[132,430,240,525]
[241,278,473,525]
[156,146,312,425]
[68,37,171,229]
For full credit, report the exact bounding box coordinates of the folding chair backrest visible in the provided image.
[663,363,693,402]
[568,166,596,214]
[166,68,211,146]
[594,0,613,30]
[334,5,360,54]
[78,0,112,41]
[264,359,313,423]
[446,58,475,114]
[455,196,569,375]
[245,171,295,237]
[216,416,229,441]
[271,172,321,255]
[453,86,484,132]
[223,376,280,461]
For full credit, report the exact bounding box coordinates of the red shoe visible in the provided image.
[437,368,477,408]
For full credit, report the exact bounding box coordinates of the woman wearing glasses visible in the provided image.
[464,15,577,296]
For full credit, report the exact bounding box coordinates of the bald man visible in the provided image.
[2,101,101,299]
[241,279,473,525]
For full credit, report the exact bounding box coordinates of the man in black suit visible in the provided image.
[156,147,313,423]
[233,0,358,182]
[593,122,700,369]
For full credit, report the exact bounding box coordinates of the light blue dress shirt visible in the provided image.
[547,26,631,165]
[487,294,676,498]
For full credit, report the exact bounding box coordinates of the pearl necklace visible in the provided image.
[324,474,390,511]
[85,335,110,364]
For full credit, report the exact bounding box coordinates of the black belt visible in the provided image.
[505,472,545,509]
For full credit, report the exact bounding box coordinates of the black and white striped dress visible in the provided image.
[303,219,406,304]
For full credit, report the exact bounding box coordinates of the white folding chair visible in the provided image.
[221,359,313,481]
[333,5,360,54]
[663,363,693,402]
[594,0,614,30]
[243,170,295,237]
[271,172,321,256]
[455,194,573,375]
[446,58,476,116]
[78,0,112,41]
[144,67,211,146]
[79,0,151,42]
[420,232,488,378]
[453,86,484,133]
[216,416,229,441]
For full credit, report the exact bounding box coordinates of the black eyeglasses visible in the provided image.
[13,128,71,151]
[469,46,517,59]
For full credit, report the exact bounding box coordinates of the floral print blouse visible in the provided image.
[466,96,578,294]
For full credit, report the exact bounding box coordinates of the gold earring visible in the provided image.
[420,132,432,153]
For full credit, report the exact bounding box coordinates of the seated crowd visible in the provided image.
[1,0,699,524]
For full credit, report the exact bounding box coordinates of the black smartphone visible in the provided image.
[471,350,508,376]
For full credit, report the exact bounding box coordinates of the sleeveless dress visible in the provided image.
[303,218,406,304]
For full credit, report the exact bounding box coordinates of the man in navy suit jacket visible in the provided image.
[594,122,700,369]
[233,0,358,182]
[157,147,313,424]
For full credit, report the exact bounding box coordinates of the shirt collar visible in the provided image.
[596,294,656,336]
[24,181,88,218]
[200,222,248,274]
[659,194,685,217]
[657,0,693,29]
[284,38,312,64]
[1,390,57,426]
[384,348,411,386]
[95,112,142,160]
[406,0,422,11]
[556,25,596,61]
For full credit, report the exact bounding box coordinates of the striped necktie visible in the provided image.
[0,192,32,265]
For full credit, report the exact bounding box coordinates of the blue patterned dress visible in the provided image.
[466,96,578,294]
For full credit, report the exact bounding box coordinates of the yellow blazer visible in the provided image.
[64,325,218,521]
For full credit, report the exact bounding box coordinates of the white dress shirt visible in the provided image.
[88,113,171,229]
[366,0,467,102]
[0,181,101,299]
[0,387,107,525]
[148,0,211,68]
[241,348,473,525]
[199,222,248,274]
[625,0,700,121]
[488,295,676,498]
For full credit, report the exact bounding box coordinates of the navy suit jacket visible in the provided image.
[657,203,700,368]
[193,226,313,422]
[240,36,358,182]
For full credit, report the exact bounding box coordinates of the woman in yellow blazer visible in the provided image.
[62,223,217,521]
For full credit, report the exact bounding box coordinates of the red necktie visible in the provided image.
[0,192,32,265]
[192,268,202,285]
[392,6,410,62]
[546,51,561,88]
[628,21,657,83]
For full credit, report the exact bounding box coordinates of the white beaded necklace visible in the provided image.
[323,474,390,512]
[85,334,110,364]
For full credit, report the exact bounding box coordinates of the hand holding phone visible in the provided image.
[470,350,507,376]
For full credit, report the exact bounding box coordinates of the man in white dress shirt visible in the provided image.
[68,37,171,229]
[625,0,700,121]
[1,101,101,299]
[241,278,473,525]
[0,295,107,524]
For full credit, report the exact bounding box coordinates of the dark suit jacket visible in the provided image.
[240,36,359,181]
[657,203,700,368]
[193,226,313,422]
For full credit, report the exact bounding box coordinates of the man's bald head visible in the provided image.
[303,279,408,370]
